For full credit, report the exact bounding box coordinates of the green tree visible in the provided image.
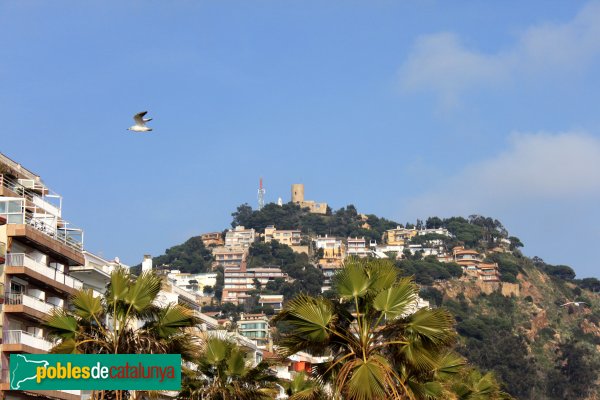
[274,258,463,400]
[426,217,443,229]
[448,368,513,400]
[44,267,199,400]
[546,339,600,399]
[231,203,255,228]
[507,236,523,250]
[179,335,279,400]
[134,236,213,274]
[284,372,329,400]
[203,285,215,296]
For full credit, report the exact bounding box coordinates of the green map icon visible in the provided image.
[10,354,49,390]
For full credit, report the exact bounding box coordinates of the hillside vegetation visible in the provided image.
[146,203,600,399]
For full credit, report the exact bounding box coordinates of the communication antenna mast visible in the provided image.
[258,178,266,210]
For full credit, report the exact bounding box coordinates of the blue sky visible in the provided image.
[1,1,599,278]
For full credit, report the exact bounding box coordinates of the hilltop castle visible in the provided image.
[291,183,327,214]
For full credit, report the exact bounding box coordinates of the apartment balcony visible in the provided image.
[2,329,54,353]
[4,292,60,321]
[0,173,60,211]
[5,253,84,295]
[70,262,112,277]
[6,223,84,267]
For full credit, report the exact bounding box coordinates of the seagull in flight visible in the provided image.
[560,301,588,307]
[127,111,153,132]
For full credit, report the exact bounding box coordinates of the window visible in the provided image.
[0,199,24,223]
[10,281,25,294]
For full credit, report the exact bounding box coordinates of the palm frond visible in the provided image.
[277,294,336,346]
[71,288,103,321]
[364,259,399,294]
[372,277,418,320]
[405,308,455,346]
[44,308,79,340]
[125,270,163,313]
[334,261,371,300]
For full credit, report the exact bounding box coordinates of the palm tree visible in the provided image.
[273,258,463,400]
[284,372,329,400]
[178,334,279,400]
[446,368,513,400]
[44,267,200,400]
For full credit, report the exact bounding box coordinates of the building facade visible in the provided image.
[166,270,218,296]
[238,313,270,349]
[224,226,256,248]
[384,226,418,246]
[264,225,302,247]
[451,246,500,283]
[0,153,85,400]
[346,237,370,258]
[212,246,247,270]
[200,232,224,247]
[222,266,288,304]
[315,235,345,266]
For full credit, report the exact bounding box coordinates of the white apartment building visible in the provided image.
[69,251,124,295]
[166,270,218,295]
[222,266,288,304]
[0,153,85,400]
[417,227,451,237]
[225,226,256,248]
[258,294,284,312]
[238,313,270,349]
[346,237,371,258]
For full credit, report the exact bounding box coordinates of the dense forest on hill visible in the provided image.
[231,202,399,242]
[143,202,600,399]
[132,236,213,274]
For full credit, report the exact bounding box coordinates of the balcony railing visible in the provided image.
[6,253,83,290]
[5,292,58,315]
[25,213,84,251]
[4,330,53,351]
[0,174,83,250]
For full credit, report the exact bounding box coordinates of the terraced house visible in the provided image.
[0,153,85,400]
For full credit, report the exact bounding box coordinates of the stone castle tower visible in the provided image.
[291,183,305,203]
[290,183,327,214]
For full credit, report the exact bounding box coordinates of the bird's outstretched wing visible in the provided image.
[133,111,149,126]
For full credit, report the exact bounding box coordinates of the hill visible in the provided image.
[145,203,600,399]
[427,253,600,399]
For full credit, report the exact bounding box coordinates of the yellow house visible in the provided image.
[384,226,418,246]
[315,235,346,267]
[264,225,302,247]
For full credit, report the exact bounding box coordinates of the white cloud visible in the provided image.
[405,132,600,217]
[399,1,600,103]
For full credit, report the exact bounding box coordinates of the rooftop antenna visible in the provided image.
[258,177,266,210]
